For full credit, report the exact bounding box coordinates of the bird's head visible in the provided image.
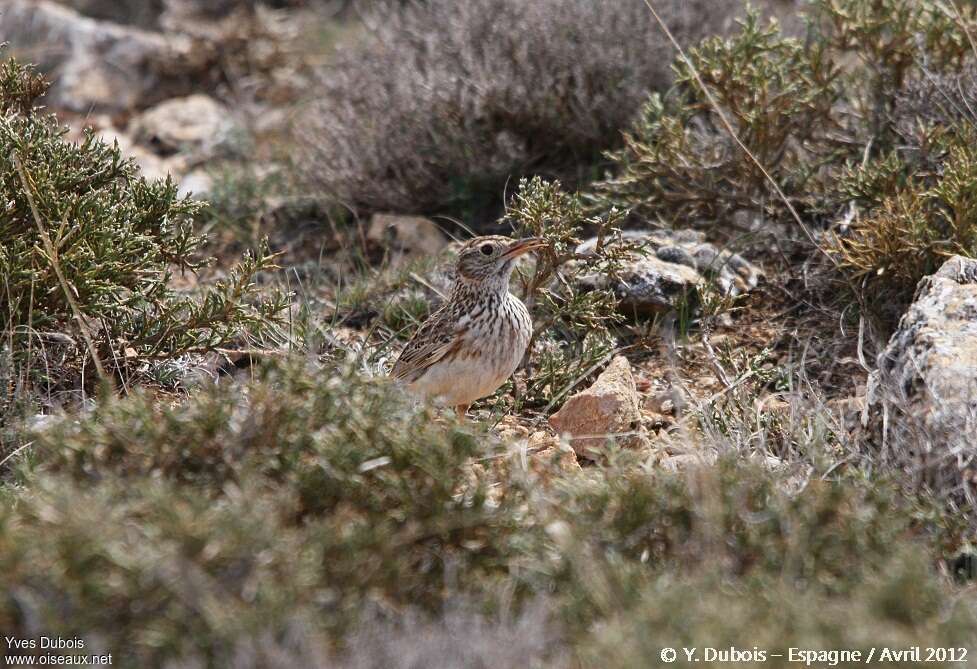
[455,235,547,285]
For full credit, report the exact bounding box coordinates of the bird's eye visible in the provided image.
[480,243,494,256]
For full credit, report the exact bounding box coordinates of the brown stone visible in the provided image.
[129,94,237,159]
[548,356,644,458]
[0,0,196,112]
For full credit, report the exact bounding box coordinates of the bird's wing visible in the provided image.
[390,310,465,384]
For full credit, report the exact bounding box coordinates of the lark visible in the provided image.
[390,235,546,416]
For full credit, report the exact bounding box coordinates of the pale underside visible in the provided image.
[392,292,532,407]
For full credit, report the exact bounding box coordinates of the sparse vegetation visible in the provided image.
[5,0,977,665]
[828,127,977,316]
[503,177,634,408]
[591,0,977,321]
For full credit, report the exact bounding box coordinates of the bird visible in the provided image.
[390,235,547,417]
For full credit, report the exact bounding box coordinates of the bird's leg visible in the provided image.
[455,404,470,419]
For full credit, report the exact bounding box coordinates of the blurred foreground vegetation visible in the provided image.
[3,361,976,667]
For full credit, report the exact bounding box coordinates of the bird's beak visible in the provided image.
[500,237,547,260]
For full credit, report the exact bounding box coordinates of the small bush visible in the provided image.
[580,557,976,668]
[828,130,977,313]
[0,56,286,401]
[591,11,841,226]
[503,177,636,409]
[328,178,637,410]
[811,0,974,143]
[893,64,977,142]
[589,0,977,321]
[298,0,743,222]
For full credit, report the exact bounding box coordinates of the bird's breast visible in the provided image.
[407,292,532,406]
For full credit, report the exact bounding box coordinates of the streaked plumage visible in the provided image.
[390,235,545,416]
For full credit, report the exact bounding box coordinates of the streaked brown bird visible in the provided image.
[390,235,546,416]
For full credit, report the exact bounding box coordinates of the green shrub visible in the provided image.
[580,558,976,668]
[2,361,529,665]
[328,178,636,411]
[591,11,841,225]
[894,64,977,143]
[590,0,977,320]
[811,0,974,143]
[503,177,636,409]
[825,123,977,317]
[0,56,286,402]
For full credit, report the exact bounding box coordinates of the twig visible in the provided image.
[0,440,33,471]
[13,152,110,383]
[409,271,447,299]
[700,331,732,389]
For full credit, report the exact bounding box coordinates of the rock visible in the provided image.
[367,214,448,265]
[528,444,581,481]
[548,356,644,458]
[518,432,581,481]
[579,255,702,316]
[477,429,579,489]
[641,409,672,431]
[178,170,214,200]
[0,0,196,113]
[643,390,677,416]
[494,416,531,442]
[576,229,763,316]
[874,255,977,442]
[130,147,183,183]
[129,95,239,160]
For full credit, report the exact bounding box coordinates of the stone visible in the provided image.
[579,255,702,316]
[523,432,581,481]
[575,229,763,316]
[479,429,579,488]
[641,409,672,431]
[874,255,977,441]
[0,0,196,113]
[494,415,531,442]
[129,147,182,183]
[129,95,238,159]
[643,390,677,416]
[548,356,644,458]
[367,214,448,265]
[527,445,581,481]
[178,170,214,200]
